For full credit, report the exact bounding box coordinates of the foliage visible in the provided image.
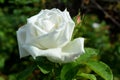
[16,48,113,80]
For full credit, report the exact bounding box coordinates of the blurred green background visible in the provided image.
[0,0,120,80]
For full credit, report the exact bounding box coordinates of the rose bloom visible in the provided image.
[17,8,84,63]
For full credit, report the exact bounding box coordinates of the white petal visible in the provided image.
[27,10,45,24]
[45,38,84,63]
[27,14,39,24]
[29,20,75,49]
[17,26,30,58]
[62,9,75,39]
[16,23,47,58]
[61,38,85,62]
[42,19,55,31]
[22,38,84,63]
[25,8,75,49]
[31,30,67,49]
[25,23,47,43]
[63,9,74,23]
[23,45,62,60]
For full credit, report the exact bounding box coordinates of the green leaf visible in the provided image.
[0,77,4,80]
[0,54,8,69]
[35,57,54,74]
[8,74,16,80]
[86,61,113,80]
[76,48,99,63]
[60,63,79,80]
[77,73,96,80]
[0,0,4,3]
[37,65,50,74]
[16,65,36,80]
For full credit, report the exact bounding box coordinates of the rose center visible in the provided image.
[35,13,62,32]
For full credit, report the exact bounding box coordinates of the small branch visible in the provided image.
[91,0,120,28]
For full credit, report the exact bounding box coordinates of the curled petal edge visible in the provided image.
[22,38,84,63]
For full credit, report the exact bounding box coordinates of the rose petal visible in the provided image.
[62,9,75,39]
[61,38,85,62]
[23,45,62,61]
[48,38,84,63]
[22,38,84,63]
[17,24,47,57]
[30,22,74,49]
[24,9,75,49]
[17,26,29,58]
[31,30,62,49]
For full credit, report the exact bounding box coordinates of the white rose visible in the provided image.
[17,8,84,63]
